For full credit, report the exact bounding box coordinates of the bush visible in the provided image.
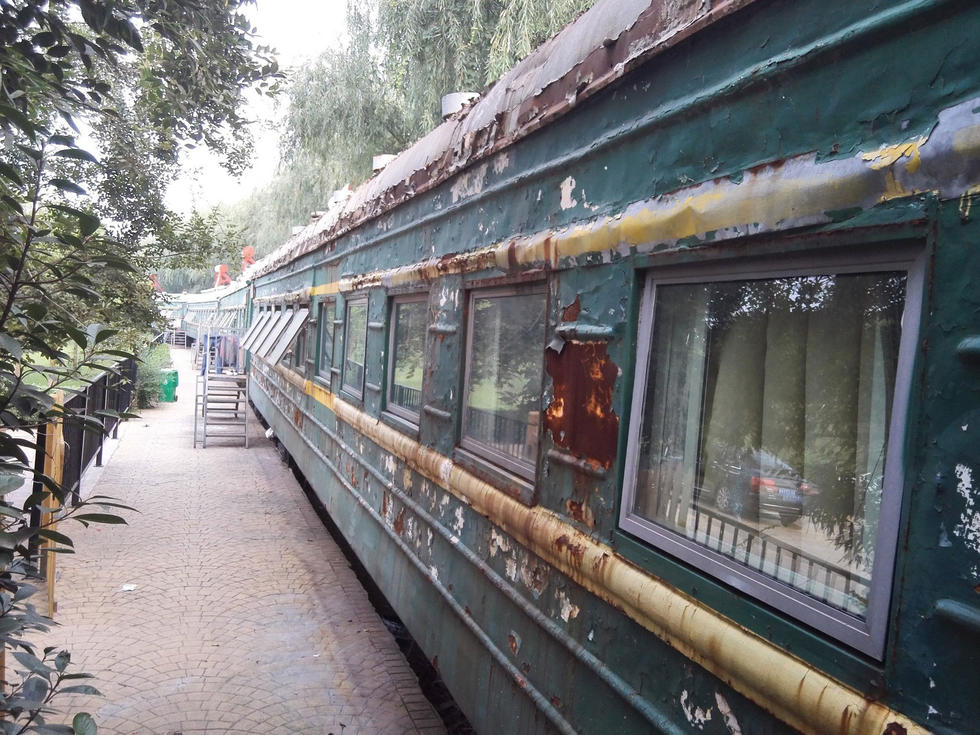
[135,343,174,409]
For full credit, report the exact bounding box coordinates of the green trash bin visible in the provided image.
[158,368,178,402]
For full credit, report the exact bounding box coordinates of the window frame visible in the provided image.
[341,296,369,399]
[317,299,335,385]
[619,245,924,659]
[385,294,428,425]
[459,283,547,482]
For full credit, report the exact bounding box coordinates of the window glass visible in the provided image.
[624,270,906,626]
[343,299,368,396]
[318,301,334,381]
[388,298,427,420]
[461,288,546,476]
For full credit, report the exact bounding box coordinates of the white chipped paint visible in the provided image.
[929,678,936,689]
[439,494,450,512]
[439,458,453,484]
[492,151,510,174]
[680,690,713,730]
[536,189,542,202]
[505,558,518,581]
[427,528,434,549]
[560,176,578,210]
[714,693,742,735]
[402,467,413,489]
[451,163,488,203]
[588,628,594,642]
[954,464,980,553]
[383,454,396,474]
[429,565,439,582]
[928,706,939,716]
[557,589,580,622]
[452,506,465,535]
[963,424,969,431]
[490,528,512,557]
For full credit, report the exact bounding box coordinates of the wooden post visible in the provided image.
[42,393,65,619]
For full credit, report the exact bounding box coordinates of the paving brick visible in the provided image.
[38,348,446,734]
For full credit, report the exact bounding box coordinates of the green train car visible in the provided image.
[182,0,980,732]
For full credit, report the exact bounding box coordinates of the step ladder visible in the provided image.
[169,330,187,348]
[194,371,249,448]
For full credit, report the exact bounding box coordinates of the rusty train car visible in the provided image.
[176,0,980,732]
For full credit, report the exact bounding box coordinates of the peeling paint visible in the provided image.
[714,693,742,735]
[452,506,465,535]
[451,163,488,203]
[556,589,580,622]
[490,528,512,557]
[560,176,578,210]
[954,464,980,553]
[861,136,928,173]
[505,557,518,581]
[680,690,713,730]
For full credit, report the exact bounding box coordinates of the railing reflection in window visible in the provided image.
[390,382,421,411]
[464,407,536,462]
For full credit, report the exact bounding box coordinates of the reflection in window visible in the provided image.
[388,299,426,420]
[318,300,334,382]
[626,271,906,621]
[343,300,368,396]
[462,288,545,477]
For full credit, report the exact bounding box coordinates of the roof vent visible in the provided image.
[372,154,396,172]
[441,92,480,119]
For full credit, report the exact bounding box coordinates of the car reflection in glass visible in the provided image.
[697,449,819,526]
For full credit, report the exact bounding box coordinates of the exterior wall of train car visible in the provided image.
[238,1,980,733]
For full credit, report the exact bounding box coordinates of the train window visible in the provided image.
[461,285,546,480]
[621,250,922,657]
[317,300,335,385]
[342,298,368,398]
[386,297,427,423]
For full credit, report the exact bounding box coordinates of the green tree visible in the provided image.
[0,1,280,728]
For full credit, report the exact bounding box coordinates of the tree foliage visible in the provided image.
[0,1,280,728]
[232,0,595,258]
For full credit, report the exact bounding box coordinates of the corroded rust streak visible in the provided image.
[545,341,619,469]
[326,394,931,735]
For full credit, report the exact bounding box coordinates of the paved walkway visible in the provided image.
[45,347,446,735]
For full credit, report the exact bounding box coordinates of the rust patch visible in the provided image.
[565,499,596,528]
[545,340,619,469]
[561,295,581,322]
[508,633,519,655]
[521,661,531,674]
[381,493,389,518]
[554,534,586,566]
[882,724,908,735]
[550,696,562,709]
[507,239,519,270]
[394,508,406,535]
[431,655,439,673]
[292,407,304,429]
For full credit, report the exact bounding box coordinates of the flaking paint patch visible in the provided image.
[402,467,413,490]
[861,136,928,173]
[680,690,713,730]
[490,528,512,557]
[452,506,465,535]
[557,589,580,622]
[451,163,488,203]
[714,693,742,735]
[954,464,980,553]
[492,151,511,174]
[505,558,518,581]
[560,176,578,210]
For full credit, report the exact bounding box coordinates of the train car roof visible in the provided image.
[251,0,758,279]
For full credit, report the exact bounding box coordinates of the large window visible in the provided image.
[342,298,368,397]
[621,251,921,657]
[461,286,546,479]
[386,297,427,422]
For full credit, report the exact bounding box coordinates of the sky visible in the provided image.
[165,0,348,214]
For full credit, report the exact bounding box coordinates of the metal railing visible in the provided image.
[390,382,422,411]
[464,406,534,461]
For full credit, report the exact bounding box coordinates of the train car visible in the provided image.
[193,0,980,733]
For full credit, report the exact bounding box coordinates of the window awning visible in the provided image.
[241,310,271,351]
[265,308,310,363]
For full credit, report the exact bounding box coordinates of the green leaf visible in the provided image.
[37,529,74,548]
[61,684,101,696]
[0,161,25,187]
[13,650,52,679]
[52,148,99,164]
[48,178,87,196]
[72,712,97,735]
[0,103,36,142]
[71,513,127,525]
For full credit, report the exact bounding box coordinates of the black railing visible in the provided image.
[688,503,871,616]
[55,358,138,505]
[390,382,422,411]
[464,407,533,461]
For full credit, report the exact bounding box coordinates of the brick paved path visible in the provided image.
[46,348,445,735]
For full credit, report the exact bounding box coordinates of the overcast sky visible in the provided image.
[166,0,348,214]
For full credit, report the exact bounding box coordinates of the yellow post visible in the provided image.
[42,393,64,619]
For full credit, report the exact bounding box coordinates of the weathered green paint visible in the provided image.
[181,1,980,733]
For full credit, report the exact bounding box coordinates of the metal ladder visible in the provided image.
[194,370,249,448]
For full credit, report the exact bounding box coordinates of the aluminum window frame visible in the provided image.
[241,309,271,351]
[460,284,547,482]
[385,295,428,425]
[317,299,335,383]
[249,307,284,356]
[341,297,369,399]
[619,244,924,659]
[267,307,310,365]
